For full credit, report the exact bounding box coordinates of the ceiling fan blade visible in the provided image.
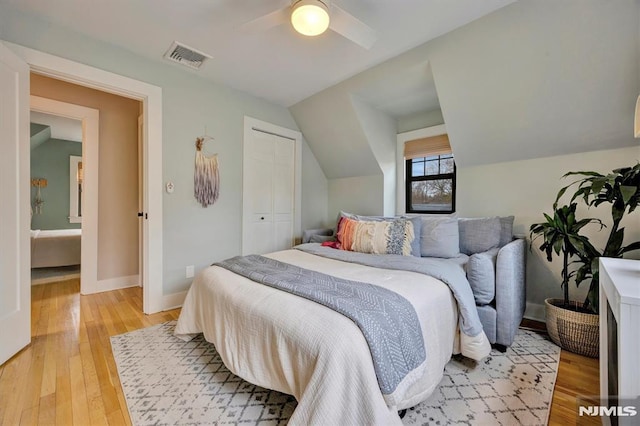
[240,7,289,32]
[329,4,377,50]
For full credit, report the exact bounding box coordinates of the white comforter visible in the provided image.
[175,249,462,425]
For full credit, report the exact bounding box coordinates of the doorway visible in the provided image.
[31,75,143,296]
[29,108,86,286]
[8,41,164,314]
[29,95,100,294]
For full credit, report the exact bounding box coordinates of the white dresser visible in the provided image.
[599,258,640,426]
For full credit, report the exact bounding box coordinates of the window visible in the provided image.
[404,134,456,214]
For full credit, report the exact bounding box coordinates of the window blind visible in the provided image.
[404,134,451,159]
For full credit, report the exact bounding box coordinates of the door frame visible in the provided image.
[6,41,164,314]
[30,96,100,295]
[242,116,302,255]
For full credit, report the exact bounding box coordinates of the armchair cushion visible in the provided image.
[309,234,335,243]
[466,247,499,305]
[499,216,515,247]
[302,228,334,244]
[458,217,501,255]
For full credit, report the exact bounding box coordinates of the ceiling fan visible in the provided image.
[241,0,377,50]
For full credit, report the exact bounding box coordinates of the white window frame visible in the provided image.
[395,124,448,215]
[69,155,82,223]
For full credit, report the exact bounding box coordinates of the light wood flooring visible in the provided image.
[0,279,599,425]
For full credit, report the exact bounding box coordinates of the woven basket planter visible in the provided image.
[545,298,599,358]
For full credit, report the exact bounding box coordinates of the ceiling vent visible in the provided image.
[163,41,212,70]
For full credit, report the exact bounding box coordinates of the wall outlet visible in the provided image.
[186,265,195,278]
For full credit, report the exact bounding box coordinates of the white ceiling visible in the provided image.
[1,0,514,106]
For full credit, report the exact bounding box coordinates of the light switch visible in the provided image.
[166,181,175,193]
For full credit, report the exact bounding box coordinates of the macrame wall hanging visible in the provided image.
[194,135,220,207]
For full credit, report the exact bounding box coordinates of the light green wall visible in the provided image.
[30,138,82,230]
[301,138,329,230]
[350,96,397,216]
[1,9,328,295]
[328,175,384,221]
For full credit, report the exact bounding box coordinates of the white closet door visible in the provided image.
[273,136,295,251]
[243,129,294,255]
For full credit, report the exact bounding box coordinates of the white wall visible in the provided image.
[457,146,640,320]
[0,10,328,297]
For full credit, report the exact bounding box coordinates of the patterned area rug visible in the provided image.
[111,322,560,426]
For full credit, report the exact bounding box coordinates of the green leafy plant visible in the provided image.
[554,163,640,313]
[529,203,602,311]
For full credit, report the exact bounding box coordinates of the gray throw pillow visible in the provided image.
[499,216,515,247]
[420,217,460,258]
[309,234,335,244]
[458,217,501,255]
[466,248,499,305]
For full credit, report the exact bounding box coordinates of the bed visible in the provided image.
[30,229,81,268]
[175,245,491,425]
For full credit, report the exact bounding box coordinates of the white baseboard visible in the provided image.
[524,302,546,323]
[81,274,139,294]
[162,290,188,311]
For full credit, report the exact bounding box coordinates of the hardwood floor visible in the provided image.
[0,279,179,426]
[0,279,599,425]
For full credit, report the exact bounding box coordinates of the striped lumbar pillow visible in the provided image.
[336,216,414,256]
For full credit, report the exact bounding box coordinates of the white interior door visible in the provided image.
[0,42,31,365]
[138,115,144,287]
[243,129,295,255]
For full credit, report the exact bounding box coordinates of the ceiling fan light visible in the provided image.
[291,0,330,36]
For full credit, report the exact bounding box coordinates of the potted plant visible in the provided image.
[530,163,640,358]
[529,203,603,357]
[557,163,640,313]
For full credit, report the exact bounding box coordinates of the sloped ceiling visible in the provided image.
[430,0,640,167]
[291,0,640,181]
[30,122,50,150]
[290,60,438,179]
[31,111,82,142]
[291,89,382,179]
